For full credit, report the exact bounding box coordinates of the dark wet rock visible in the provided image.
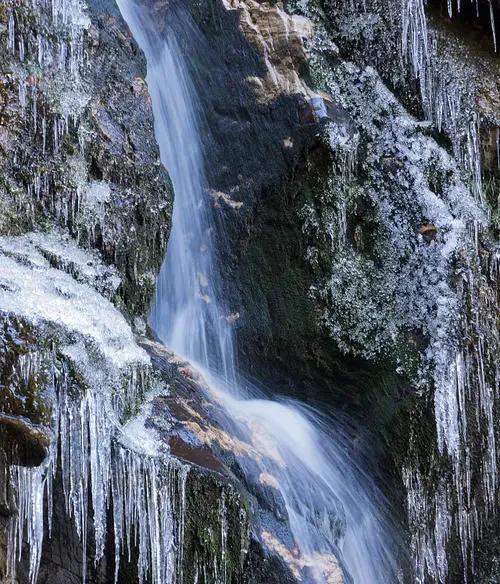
[0,0,173,317]
[0,316,52,467]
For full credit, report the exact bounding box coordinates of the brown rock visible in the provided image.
[418,223,438,241]
[222,1,315,102]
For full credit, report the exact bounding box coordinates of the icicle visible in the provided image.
[38,35,44,65]
[112,446,188,584]
[31,85,38,133]
[8,11,15,53]
[52,116,66,154]
[42,116,47,153]
[219,492,228,584]
[6,464,52,584]
[6,345,189,584]
[402,0,429,80]
[18,79,27,118]
[496,127,500,171]
[59,41,67,71]
[18,35,25,62]
[488,0,497,52]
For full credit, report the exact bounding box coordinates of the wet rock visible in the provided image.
[417,223,438,241]
[138,337,342,584]
[0,316,52,467]
[0,0,173,317]
[222,0,314,102]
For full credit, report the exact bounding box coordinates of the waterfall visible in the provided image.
[116,1,402,582]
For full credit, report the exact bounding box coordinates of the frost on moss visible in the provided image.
[0,0,172,316]
[301,55,482,373]
[285,2,498,580]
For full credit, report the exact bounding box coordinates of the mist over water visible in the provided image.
[117,1,402,581]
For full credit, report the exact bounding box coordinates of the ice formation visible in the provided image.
[0,234,189,584]
[286,0,498,580]
[401,0,485,202]
[399,4,498,581]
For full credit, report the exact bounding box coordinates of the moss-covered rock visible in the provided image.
[0,316,52,467]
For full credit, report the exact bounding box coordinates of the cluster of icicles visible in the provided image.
[7,0,111,247]
[446,0,497,51]
[8,0,86,142]
[402,0,484,202]
[6,353,189,584]
[401,1,498,582]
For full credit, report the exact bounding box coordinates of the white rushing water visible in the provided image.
[116,1,401,583]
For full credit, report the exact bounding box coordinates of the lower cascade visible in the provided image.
[0,0,498,583]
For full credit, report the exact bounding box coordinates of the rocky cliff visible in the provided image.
[0,0,498,583]
[164,0,499,581]
[0,1,318,582]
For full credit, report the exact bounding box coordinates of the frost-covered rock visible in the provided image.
[0,230,304,583]
[284,2,499,581]
[0,0,172,316]
[0,232,146,369]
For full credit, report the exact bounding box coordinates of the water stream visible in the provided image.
[116,1,402,582]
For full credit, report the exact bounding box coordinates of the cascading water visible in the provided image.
[116,2,402,583]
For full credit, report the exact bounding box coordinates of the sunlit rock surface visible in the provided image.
[222,0,315,102]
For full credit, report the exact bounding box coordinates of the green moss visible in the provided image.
[0,315,53,465]
[182,471,249,584]
[0,316,51,424]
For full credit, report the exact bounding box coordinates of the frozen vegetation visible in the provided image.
[286,1,499,581]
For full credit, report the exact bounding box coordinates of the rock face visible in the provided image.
[0,0,497,583]
[0,0,172,316]
[0,1,319,582]
[153,0,498,582]
[222,0,314,102]
[168,0,403,419]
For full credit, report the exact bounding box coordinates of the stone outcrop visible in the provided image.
[222,0,314,102]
